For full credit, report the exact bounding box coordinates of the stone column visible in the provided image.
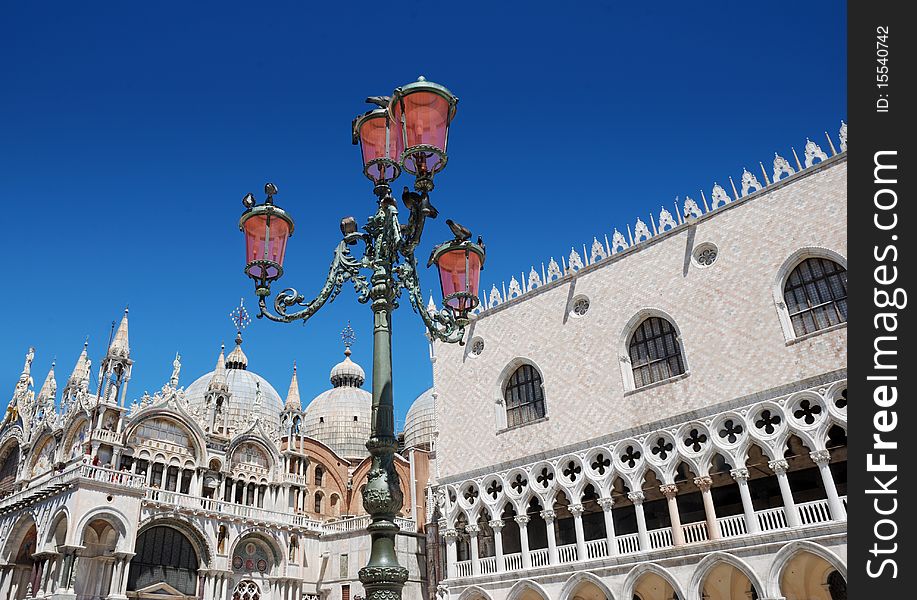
[694,476,720,540]
[811,450,847,521]
[660,484,685,547]
[489,520,505,573]
[0,565,14,600]
[515,515,531,569]
[769,459,801,528]
[443,529,458,579]
[628,491,650,551]
[541,510,558,564]
[597,497,617,556]
[731,468,760,534]
[466,525,481,576]
[568,504,587,562]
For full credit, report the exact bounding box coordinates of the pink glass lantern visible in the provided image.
[429,240,485,318]
[239,205,294,295]
[389,76,457,185]
[352,108,402,184]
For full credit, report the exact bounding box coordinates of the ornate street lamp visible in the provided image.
[238,77,483,600]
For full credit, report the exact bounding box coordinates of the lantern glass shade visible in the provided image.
[242,211,292,283]
[392,84,455,176]
[355,110,402,183]
[435,246,483,314]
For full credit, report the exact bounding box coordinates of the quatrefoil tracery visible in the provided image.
[590,453,611,475]
[683,428,708,452]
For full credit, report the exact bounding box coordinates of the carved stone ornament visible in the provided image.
[508,277,522,299]
[590,237,608,262]
[658,207,677,232]
[740,168,763,196]
[568,249,584,273]
[683,197,703,219]
[488,285,503,308]
[611,229,628,254]
[773,153,795,181]
[528,267,542,290]
[546,258,562,282]
[633,218,652,243]
[804,138,828,167]
[839,120,847,152]
[710,184,731,209]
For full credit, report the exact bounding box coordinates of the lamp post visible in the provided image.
[238,77,484,600]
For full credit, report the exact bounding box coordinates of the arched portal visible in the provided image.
[700,562,759,600]
[4,520,37,600]
[780,551,846,600]
[74,519,121,600]
[632,571,680,600]
[127,525,200,598]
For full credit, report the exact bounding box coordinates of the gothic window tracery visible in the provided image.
[503,364,546,427]
[628,317,685,388]
[783,257,847,336]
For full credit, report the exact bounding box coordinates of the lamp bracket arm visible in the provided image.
[257,236,370,323]
[398,255,466,344]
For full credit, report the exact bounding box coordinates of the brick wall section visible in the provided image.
[434,158,847,480]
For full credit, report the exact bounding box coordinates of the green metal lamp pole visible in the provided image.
[237,78,485,600]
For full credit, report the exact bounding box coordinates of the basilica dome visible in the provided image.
[403,387,435,451]
[184,338,284,432]
[303,347,372,461]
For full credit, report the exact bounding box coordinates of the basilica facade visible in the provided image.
[0,317,433,600]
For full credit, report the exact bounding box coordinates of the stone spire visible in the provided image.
[68,340,91,388]
[37,362,57,405]
[285,363,301,410]
[209,345,229,392]
[108,308,130,358]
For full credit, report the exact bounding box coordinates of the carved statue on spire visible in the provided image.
[169,352,182,389]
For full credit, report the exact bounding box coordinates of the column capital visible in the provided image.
[514,514,531,525]
[465,525,480,536]
[568,504,586,517]
[488,519,504,531]
[659,483,678,498]
[627,490,645,504]
[597,497,615,511]
[768,459,789,474]
[540,510,556,523]
[443,529,459,541]
[810,450,831,466]
[693,476,713,491]
[730,467,750,482]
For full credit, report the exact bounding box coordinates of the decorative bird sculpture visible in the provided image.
[446,219,472,241]
[242,193,256,208]
[365,96,391,109]
[477,235,486,253]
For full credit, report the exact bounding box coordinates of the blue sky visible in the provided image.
[0,2,846,428]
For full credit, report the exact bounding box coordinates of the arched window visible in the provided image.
[783,257,848,336]
[314,465,324,487]
[128,526,199,595]
[314,491,324,514]
[503,364,546,428]
[628,317,685,388]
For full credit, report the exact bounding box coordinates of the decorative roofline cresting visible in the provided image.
[475,122,848,314]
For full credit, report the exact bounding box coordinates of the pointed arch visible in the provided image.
[687,552,765,600]
[765,540,847,598]
[506,579,550,600]
[559,571,617,600]
[623,563,686,600]
[457,585,494,600]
